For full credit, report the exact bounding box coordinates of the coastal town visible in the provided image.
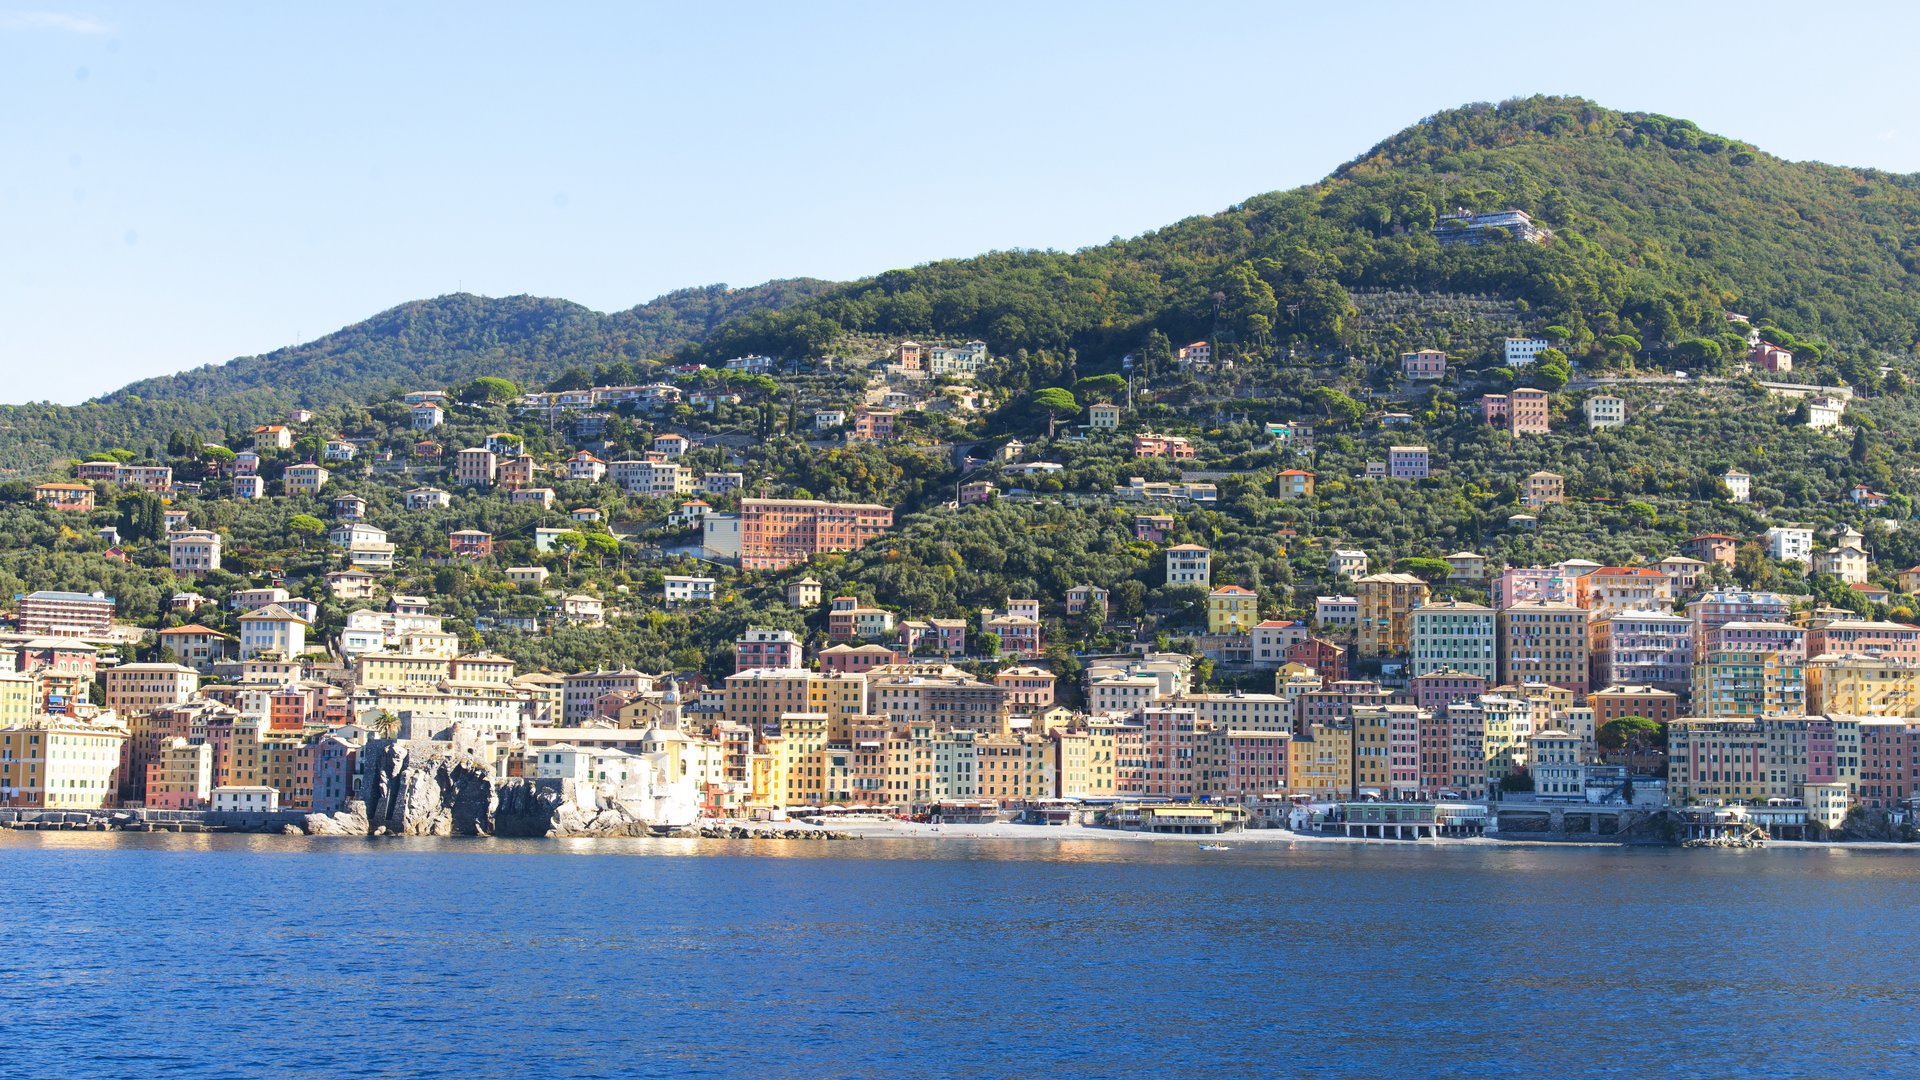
[2,318,1917,846]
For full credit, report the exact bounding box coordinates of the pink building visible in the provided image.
[1409,671,1489,716]
[1129,706,1202,798]
[1401,348,1447,380]
[1134,514,1175,543]
[1211,731,1289,796]
[1507,388,1550,435]
[1703,621,1807,660]
[1751,341,1793,373]
[1491,566,1580,609]
[818,643,902,674]
[1387,446,1429,480]
[734,629,802,672]
[1806,620,1920,665]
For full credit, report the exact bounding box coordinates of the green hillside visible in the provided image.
[691,96,1920,382]
[0,280,832,473]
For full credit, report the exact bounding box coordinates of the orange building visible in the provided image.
[739,498,893,572]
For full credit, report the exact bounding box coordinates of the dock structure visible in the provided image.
[1337,802,1488,840]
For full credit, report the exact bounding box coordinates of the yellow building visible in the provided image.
[356,653,454,688]
[1355,573,1431,658]
[1207,585,1259,634]
[1287,722,1351,797]
[975,733,1050,802]
[725,670,869,740]
[775,713,829,806]
[0,674,35,728]
[0,714,129,809]
[1805,653,1920,717]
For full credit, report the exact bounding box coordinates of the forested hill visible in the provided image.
[689,96,1920,377]
[0,279,831,473]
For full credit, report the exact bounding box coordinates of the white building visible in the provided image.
[238,604,310,659]
[1583,394,1625,430]
[1315,596,1359,628]
[169,530,223,575]
[1723,470,1752,503]
[1762,526,1815,566]
[664,576,716,606]
[1806,396,1846,430]
[210,786,281,812]
[1504,337,1551,367]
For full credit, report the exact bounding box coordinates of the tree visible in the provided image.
[1030,387,1080,438]
[978,631,1001,659]
[551,530,586,575]
[288,514,325,548]
[1528,349,1572,390]
[460,376,520,403]
[1599,714,1664,789]
[1306,386,1364,427]
[1394,556,1452,585]
[581,531,620,568]
[117,493,166,543]
[1597,715,1663,751]
[1074,374,1128,403]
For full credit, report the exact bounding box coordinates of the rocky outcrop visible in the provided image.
[301,740,715,839]
[362,741,496,836]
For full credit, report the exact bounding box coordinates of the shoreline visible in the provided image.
[820,819,1920,849]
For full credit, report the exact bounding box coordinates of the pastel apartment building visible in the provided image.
[1522,471,1564,507]
[1481,387,1550,435]
[283,463,330,495]
[33,482,94,512]
[1751,341,1793,373]
[1207,585,1259,634]
[737,498,893,572]
[168,530,223,575]
[1329,549,1369,578]
[1408,601,1497,680]
[1275,469,1315,499]
[1722,471,1752,503]
[1584,394,1626,429]
[1588,610,1693,694]
[455,447,498,487]
[1763,526,1815,566]
[1806,620,1920,665]
[1132,432,1196,459]
[1497,601,1589,700]
[448,530,494,560]
[1165,544,1211,588]
[1355,572,1430,658]
[16,590,114,637]
[1387,446,1429,479]
[664,576,717,607]
[1401,348,1447,380]
[1503,337,1550,367]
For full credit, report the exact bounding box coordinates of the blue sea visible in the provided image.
[4,833,1917,1078]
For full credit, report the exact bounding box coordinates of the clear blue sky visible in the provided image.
[5,1,1918,404]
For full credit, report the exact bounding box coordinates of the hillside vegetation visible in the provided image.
[0,280,832,473]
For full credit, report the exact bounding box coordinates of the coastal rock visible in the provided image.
[342,741,685,838]
[305,801,369,836]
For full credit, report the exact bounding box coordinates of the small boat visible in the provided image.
[1200,843,1231,851]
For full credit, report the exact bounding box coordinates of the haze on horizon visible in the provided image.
[5,0,1919,405]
